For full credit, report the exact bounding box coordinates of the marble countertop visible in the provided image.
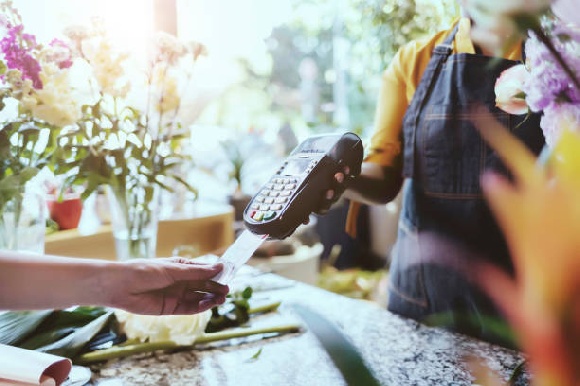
[88,269,528,386]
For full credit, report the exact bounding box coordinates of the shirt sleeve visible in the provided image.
[364,50,409,167]
[364,34,435,167]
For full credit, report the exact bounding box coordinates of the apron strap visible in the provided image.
[402,24,457,178]
[347,25,459,239]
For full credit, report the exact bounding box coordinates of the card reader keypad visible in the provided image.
[248,176,299,222]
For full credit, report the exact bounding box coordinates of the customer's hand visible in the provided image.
[104,257,229,315]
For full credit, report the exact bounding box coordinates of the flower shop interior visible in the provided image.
[1,0,579,385]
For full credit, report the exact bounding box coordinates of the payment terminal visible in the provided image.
[242,132,363,240]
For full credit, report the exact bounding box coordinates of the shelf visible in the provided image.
[45,205,235,260]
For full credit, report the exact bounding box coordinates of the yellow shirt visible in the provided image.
[346,18,522,237]
[365,17,522,167]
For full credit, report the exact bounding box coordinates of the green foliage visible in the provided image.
[0,120,59,206]
[0,307,112,359]
[205,286,254,333]
[55,97,196,201]
[0,309,52,346]
[268,0,458,131]
[220,139,246,193]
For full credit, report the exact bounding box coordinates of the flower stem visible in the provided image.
[248,302,281,315]
[75,323,302,364]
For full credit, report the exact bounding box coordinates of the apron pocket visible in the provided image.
[417,104,511,197]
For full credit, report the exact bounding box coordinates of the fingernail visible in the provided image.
[326,190,334,200]
[336,174,344,183]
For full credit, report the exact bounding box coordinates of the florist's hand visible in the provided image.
[315,165,351,215]
[105,257,229,315]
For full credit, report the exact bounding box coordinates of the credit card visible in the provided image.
[213,230,268,284]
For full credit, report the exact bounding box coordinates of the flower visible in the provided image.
[484,3,580,147]
[464,2,580,384]
[55,18,207,201]
[0,0,81,189]
[471,111,580,386]
[115,309,211,345]
[494,64,529,115]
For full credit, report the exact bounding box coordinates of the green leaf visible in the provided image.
[15,307,113,359]
[250,347,263,360]
[0,310,53,346]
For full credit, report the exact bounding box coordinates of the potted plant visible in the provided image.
[220,136,256,222]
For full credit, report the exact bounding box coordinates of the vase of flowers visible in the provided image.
[53,19,206,260]
[0,1,81,252]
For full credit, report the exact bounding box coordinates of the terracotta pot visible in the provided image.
[47,196,83,230]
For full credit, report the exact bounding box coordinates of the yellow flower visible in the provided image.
[30,63,83,127]
[472,109,580,386]
[82,38,130,98]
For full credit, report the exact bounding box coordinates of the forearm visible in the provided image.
[344,162,403,205]
[0,251,112,310]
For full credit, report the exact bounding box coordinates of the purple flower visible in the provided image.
[541,103,580,146]
[523,24,580,112]
[0,24,42,89]
[48,39,73,69]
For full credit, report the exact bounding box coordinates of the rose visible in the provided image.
[494,63,529,115]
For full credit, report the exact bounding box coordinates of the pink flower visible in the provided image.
[494,64,529,115]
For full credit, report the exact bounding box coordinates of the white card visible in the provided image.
[213,230,268,284]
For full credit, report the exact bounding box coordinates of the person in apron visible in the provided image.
[327,17,545,347]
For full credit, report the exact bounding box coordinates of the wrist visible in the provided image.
[77,259,118,308]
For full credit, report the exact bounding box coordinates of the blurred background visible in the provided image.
[14,0,459,302]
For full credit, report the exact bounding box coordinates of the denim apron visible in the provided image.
[387,26,545,344]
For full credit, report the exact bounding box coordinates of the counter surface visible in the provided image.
[89,268,528,386]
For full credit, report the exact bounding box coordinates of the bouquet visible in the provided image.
[51,18,210,259]
[0,0,82,189]
[494,16,580,147]
[0,0,85,251]
[464,0,580,384]
[55,18,206,200]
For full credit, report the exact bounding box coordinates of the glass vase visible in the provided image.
[107,184,160,260]
[0,184,46,254]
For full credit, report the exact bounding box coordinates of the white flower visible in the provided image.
[115,309,211,345]
[153,31,187,64]
[494,64,530,115]
[82,38,131,98]
[63,24,91,42]
[29,63,83,127]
